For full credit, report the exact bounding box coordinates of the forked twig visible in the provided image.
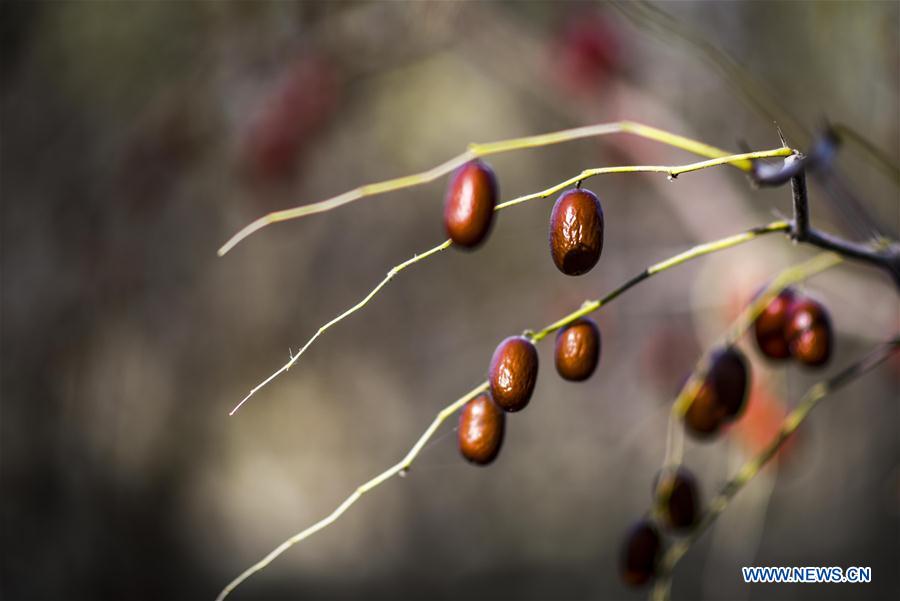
[217,121,770,256]
[218,220,806,600]
[228,147,792,415]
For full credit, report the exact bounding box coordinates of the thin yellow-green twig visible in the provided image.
[215,383,487,601]
[217,121,776,256]
[228,240,453,415]
[228,149,791,415]
[217,220,789,600]
[528,220,792,344]
[651,337,900,601]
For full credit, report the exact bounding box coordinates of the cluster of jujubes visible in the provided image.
[619,467,702,587]
[754,287,833,367]
[443,161,606,278]
[443,162,605,464]
[458,319,602,465]
[618,289,836,587]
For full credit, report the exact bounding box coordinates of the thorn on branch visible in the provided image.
[750,128,841,187]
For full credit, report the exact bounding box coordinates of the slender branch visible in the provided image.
[788,155,809,240]
[754,131,900,289]
[530,222,793,344]
[651,338,900,601]
[228,240,453,415]
[217,221,790,600]
[217,121,772,256]
[804,229,900,286]
[228,149,791,415]
[215,383,488,601]
[496,149,792,212]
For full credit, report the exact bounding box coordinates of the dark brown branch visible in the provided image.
[752,130,900,290]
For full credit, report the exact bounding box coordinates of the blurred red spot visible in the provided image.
[552,13,620,94]
[241,55,339,184]
[730,380,799,465]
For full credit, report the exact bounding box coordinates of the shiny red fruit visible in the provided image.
[548,188,604,276]
[443,159,498,249]
[753,287,797,360]
[786,298,833,367]
[458,393,505,465]
[554,318,601,381]
[488,336,539,412]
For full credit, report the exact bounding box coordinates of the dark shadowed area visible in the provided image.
[2,2,898,600]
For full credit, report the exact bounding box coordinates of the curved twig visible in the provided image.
[228,148,791,415]
[217,220,792,600]
[217,121,765,256]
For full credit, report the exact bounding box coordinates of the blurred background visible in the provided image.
[2,2,899,600]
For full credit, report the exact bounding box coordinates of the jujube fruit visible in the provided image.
[683,346,750,439]
[489,336,539,412]
[619,519,662,587]
[683,382,727,439]
[653,467,701,531]
[458,393,505,465]
[753,287,797,360]
[554,317,601,381]
[786,298,832,367]
[443,159,498,249]
[549,188,604,276]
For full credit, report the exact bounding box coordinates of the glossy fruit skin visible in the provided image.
[458,393,505,465]
[620,520,662,587]
[786,298,832,367]
[549,188,604,276]
[753,287,797,360]
[489,336,539,412]
[683,347,750,439]
[555,318,601,381]
[653,467,700,531]
[443,159,498,249]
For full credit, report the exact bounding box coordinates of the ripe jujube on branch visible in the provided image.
[786,298,833,367]
[458,393,505,465]
[683,346,750,439]
[554,317,601,381]
[443,159,498,249]
[549,188,604,276]
[753,287,797,360]
[489,336,539,412]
